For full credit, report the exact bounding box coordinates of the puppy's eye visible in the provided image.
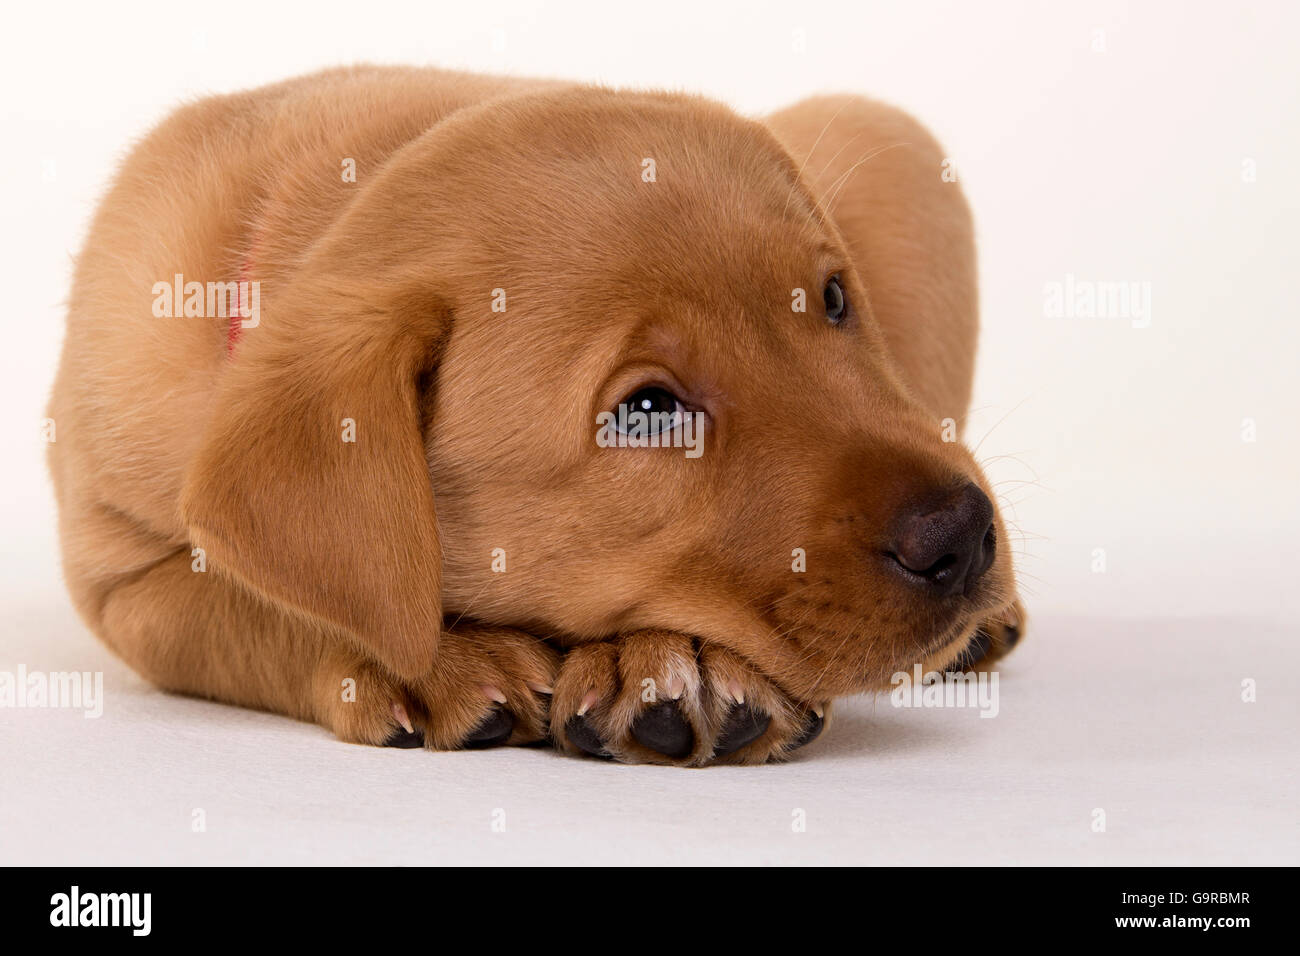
[614,386,684,435]
[824,275,847,324]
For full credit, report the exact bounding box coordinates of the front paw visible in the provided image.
[550,630,827,766]
[951,599,1026,670]
[313,624,560,750]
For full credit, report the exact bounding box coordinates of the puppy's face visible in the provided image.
[396,91,1016,700]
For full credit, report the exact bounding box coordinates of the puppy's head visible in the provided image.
[183,87,1018,697]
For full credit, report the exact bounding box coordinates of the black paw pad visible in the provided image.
[791,710,824,751]
[631,700,695,759]
[384,727,425,749]
[714,704,771,757]
[462,704,514,749]
[950,628,993,671]
[564,715,613,759]
[1003,623,1022,649]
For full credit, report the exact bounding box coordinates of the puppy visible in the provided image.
[47,66,1023,765]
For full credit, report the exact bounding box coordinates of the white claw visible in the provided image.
[576,689,600,716]
[481,685,508,704]
[391,701,415,734]
[812,704,825,719]
[727,681,746,705]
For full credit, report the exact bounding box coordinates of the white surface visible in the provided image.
[2,602,1295,865]
[3,0,1299,864]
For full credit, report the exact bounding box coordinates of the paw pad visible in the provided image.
[564,715,613,759]
[714,704,771,757]
[383,727,425,749]
[792,710,824,750]
[630,699,695,759]
[462,704,515,749]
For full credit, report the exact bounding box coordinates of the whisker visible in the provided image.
[969,394,1035,458]
[782,97,857,216]
[817,143,912,227]
[446,579,494,633]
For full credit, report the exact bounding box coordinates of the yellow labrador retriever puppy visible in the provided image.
[47,66,1023,765]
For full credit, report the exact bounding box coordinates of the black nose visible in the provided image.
[889,483,995,597]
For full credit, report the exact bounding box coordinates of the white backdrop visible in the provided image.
[5,0,1298,618]
[2,1,1297,865]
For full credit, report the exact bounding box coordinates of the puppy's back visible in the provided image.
[46,66,551,628]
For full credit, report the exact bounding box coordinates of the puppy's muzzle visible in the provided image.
[886,482,996,598]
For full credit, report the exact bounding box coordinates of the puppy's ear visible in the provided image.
[180,274,448,680]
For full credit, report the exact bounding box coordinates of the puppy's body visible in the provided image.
[49,67,1019,764]
[51,67,546,574]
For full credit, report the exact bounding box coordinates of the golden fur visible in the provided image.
[47,66,1022,765]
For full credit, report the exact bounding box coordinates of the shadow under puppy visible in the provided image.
[47,66,1024,766]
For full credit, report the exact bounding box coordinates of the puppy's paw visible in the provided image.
[550,631,827,766]
[313,625,560,750]
[952,599,1026,670]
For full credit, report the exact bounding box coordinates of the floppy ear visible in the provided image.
[180,272,449,680]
